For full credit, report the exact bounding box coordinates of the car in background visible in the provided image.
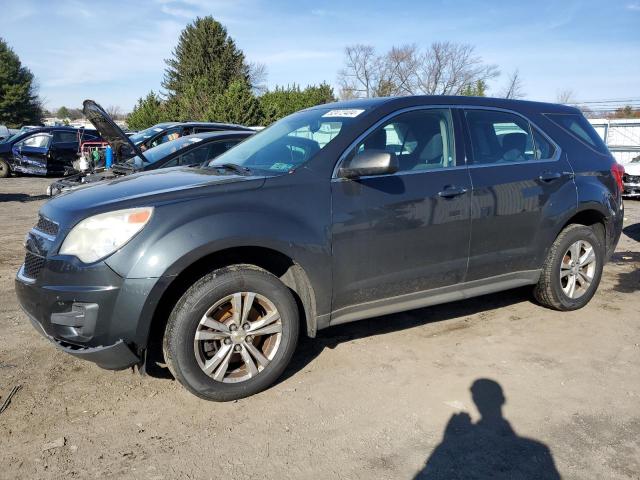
[49,130,253,195]
[0,125,10,142]
[46,101,254,195]
[623,155,640,198]
[0,127,101,178]
[129,121,252,152]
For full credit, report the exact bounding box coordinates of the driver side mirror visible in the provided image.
[339,150,398,179]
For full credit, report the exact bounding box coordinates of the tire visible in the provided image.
[164,265,299,401]
[534,224,604,311]
[0,159,10,178]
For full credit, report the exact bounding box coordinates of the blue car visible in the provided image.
[0,127,101,178]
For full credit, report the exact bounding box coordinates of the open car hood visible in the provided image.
[83,99,146,162]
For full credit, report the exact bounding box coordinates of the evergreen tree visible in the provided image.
[0,37,42,127]
[163,16,249,101]
[461,80,487,97]
[57,106,70,119]
[127,91,167,130]
[207,81,263,126]
[259,83,336,125]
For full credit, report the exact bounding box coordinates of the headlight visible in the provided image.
[59,207,153,263]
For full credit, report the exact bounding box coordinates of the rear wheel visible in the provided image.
[164,265,299,401]
[534,224,604,310]
[0,159,10,178]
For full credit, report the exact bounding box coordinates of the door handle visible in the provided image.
[438,186,468,198]
[538,171,563,182]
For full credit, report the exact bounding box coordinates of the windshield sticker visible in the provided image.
[270,162,293,171]
[189,137,203,142]
[322,109,365,118]
[153,128,163,132]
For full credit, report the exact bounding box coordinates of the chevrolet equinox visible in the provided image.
[16,97,624,401]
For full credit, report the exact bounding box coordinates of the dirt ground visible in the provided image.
[1,176,639,479]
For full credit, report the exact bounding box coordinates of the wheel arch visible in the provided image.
[140,245,318,369]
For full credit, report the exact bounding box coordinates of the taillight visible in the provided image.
[611,163,625,192]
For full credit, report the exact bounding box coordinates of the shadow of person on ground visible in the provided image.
[415,379,560,480]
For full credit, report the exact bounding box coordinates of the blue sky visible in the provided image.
[1,0,639,111]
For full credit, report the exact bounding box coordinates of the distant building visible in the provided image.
[589,118,640,165]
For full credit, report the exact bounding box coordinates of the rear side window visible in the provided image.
[52,131,78,144]
[465,110,556,164]
[546,113,609,155]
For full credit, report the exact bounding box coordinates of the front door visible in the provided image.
[331,108,471,317]
[12,132,51,175]
[462,108,576,281]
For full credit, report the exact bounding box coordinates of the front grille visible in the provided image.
[23,252,45,279]
[624,174,640,184]
[35,215,59,237]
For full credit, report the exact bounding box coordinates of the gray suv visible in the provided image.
[16,96,624,401]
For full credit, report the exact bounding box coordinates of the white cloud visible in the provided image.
[626,2,640,11]
[161,5,199,18]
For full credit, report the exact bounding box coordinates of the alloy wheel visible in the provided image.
[560,240,597,299]
[193,292,282,383]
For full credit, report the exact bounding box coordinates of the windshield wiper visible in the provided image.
[213,163,252,175]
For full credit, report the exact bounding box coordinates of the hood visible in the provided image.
[83,99,146,162]
[624,162,640,176]
[42,166,266,216]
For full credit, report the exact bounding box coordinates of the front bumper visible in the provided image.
[26,311,140,370]
[623,183,640,197]
[15,259,159,371]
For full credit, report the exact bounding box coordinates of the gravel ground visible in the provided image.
[1,176,639,479]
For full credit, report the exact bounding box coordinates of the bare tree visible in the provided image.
[382,44,420,95]
[556,88,576,104]
[248,61,268,95]
[106,105,123,120]
[417,42,499,95]
[337,42,499,99]
[500,69,525,99]
[337,44,381,98]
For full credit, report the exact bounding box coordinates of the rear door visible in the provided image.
[331,107,471,315]
[462,108,575,281]
[48,130,80,174]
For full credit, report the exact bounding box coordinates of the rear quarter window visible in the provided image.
[545,113,610,155]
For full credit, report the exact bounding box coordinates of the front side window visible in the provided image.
[346,108,455,172]
[206,140,241,160]
[177,144,211,166]
[20,133,51,148]
[208,108,362,173]
[150,128,181,148]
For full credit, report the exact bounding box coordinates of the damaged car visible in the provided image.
[47,101,254,195]
[0,126,101,178]
[623,155,640,198]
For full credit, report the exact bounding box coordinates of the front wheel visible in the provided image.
[534,224,604,310]
[164,265,299,401]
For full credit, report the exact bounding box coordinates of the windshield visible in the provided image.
[1,132,23,144]
[129,124,172,144]
[127,135,205,167]
[207,107,363,172]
